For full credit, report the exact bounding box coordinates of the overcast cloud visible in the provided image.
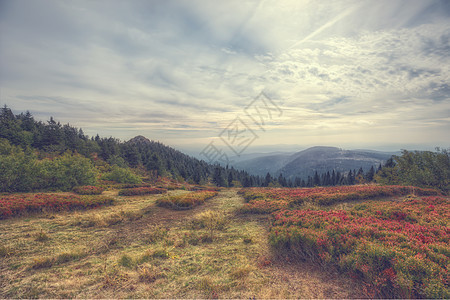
[1,0,449,154]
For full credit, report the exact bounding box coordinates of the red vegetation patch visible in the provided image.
[156,190,218,210]
[269,196,450,298]
[0,193,114,219]
[118,187,167,196]
[239,199,290,214]
[72,185,104,195]
[239,185,439,213]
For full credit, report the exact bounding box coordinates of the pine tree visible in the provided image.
[331,170,336,186]
[377,163,382,173]
[347,170,355,185]
[325,171,331,186]
[313,171,321,186]
[213,166,227,187]
[264,172,272,187]
[278,173,287,187]
[365,166,375,182]
[228,171,233,187]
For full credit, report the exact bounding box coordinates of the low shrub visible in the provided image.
[156,191,218,210]
[269,196,449,298]
[101,165,142,184]
[238,200,289,214]
[72,185,104,195]
[239,185,440,214]
[0,193,114,219]
[118,187,166,196]
[191,210,228,240]
[118,254,134,268]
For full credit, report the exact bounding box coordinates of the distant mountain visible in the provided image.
[233,153,292,176]
[127,135,152,145]
[231,146,397,179]
[230,151,294,163]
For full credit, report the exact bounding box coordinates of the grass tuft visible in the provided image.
[191,210,228,240]
[31,256,54,269]
[101,265,129,288]
[151,248,170,259]
[34,230,49,242]
[0,244,12,257]
[118,254,134,268]
[144,226,168,243]
[137,264,159,283]
[230,264,253,280]
[55,250,86,264]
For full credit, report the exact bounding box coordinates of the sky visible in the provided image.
[1,0,449,159]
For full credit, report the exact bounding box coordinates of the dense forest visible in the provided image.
[0,105,448,192]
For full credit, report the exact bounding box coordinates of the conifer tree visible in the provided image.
[313,171,321,186]
[264,172,272,187]
[365,166,375,182]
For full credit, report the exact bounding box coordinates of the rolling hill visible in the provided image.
[231,146,397,179]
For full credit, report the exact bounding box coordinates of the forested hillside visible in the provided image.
[1,105,448,192]
[0,105,261,191]
[232,146,394,179]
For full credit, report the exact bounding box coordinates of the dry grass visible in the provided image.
[0,188,364,299]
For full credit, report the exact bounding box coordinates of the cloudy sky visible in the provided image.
[1,0,449,156]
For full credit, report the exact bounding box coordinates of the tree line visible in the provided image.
[0,105,261,191]
[3,105,446,192]
[375,149,449,193]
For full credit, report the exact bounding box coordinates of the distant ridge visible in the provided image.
[231,146,395,179]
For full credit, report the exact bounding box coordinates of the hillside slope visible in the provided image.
[232,146,395,179]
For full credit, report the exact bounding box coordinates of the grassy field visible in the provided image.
[0,188,364,298]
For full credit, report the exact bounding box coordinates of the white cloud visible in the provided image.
[0,0,449,152]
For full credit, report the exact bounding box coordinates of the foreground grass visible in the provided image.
[0,189,362,298]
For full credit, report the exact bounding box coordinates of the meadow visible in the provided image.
[0,184,448,298]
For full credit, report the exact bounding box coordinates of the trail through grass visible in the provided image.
[0,189,363,298]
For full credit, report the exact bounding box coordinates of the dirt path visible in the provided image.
[0,189,365,299]
[109,190,226,244]
[128,188,364,298]
[119,188,365,298]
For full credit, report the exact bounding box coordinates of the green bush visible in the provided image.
[101,165,142,184]
[376,149,450,193]
[36,153,97,191]
[0,139,97,192]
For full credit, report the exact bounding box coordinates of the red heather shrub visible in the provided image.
[0,194,114,219]
[269,196,449,298]
[156,190,218,210]
[239,185,439,212]
[118,187,167,196]
[239,200,289,214]
[119,183,153,189]
[72,185,104,195]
